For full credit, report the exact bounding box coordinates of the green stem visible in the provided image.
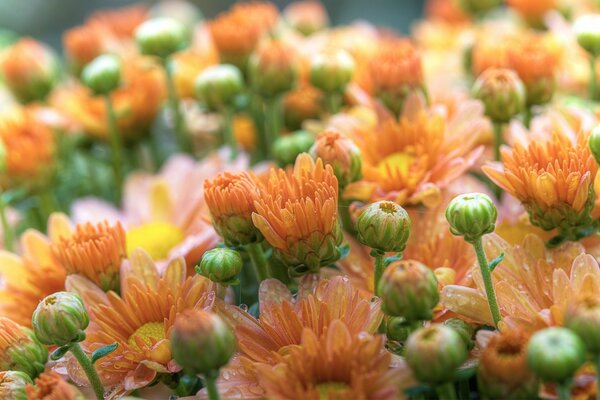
[596,355,600,400]
[245,242,270,281]
[104,95,124,203]
[163,59,191,154]
[557,380,572,400]
[37,190,58,226]
[264,97,281,158]
[435,382,457,400]
[326,93,342,115]
[373,251,385,296]
[492,122,503,162]
[472,237,502,328]
[458,379,470,400]
[523,107,533,129]
[222,108,237,159]
[0,194,14,252]
[338,197,356,236]
[590,56,598,101]
[69,342,104,400]
[204,372,220,400]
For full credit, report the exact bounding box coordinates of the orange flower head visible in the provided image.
[283,1,329,35]
[283,83,323,130]
[369,39,424,115]
[86,5,148,38]
[231,1,280,29]
[252,154,343,276]
[506,0,557,26]
[0,107,55,188]
[256,320,400,400]
[483,131,598,241]
[204,171,262,246]
[0,317,48,379]
[52,221,126,292]
[310,130,362,188]
[63,24,106,72]
[26,371,85,400]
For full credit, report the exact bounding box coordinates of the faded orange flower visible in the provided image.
[506,0,556,25]
[26,371,85,400]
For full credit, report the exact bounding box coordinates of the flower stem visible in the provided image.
[590,56,598,101]
[69,342,104,400]
[373,251,385,296]
[492,121,503,162]
[163,59,191,154]
[104,95,124,203]
[222,108,237,159]
[557,380,572,400]
[523,107,533,129]
[458,379,470,400]
[204,372,220,400]
[326,93,342,115]
[0,194,14,252]
[264,97,281,158]
[472,237,502,328]
[338,197,356,235]
[245,242,270,281]
[596,354,600,400]
[435,382,457,400]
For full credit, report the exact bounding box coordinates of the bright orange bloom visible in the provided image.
[345,95,484,207]
[252,154,342,275]
[255,320,400,400]
[69,252,215,395]
[26,372,85,400]
[51,221,126,292]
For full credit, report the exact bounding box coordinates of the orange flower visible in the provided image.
[86,5,148,38]
[506,0,556,25]
[69,252,215,395]
[283,83,323,130]
[345,95,484,208]
[51,221,126,292]
[170,48,219,99]
[233,114,258,151]
[483,130,598,239]
[255,320,400,400]
[26,371,85,400]
[252,154,342,275]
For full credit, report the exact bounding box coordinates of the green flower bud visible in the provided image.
[446,193,497,244]
[574,15,600,58]
[458,0,501,16]
[273,130,315,166]
[0,318,48,379]
[356,201,411,253]
[385,317,414,342]
[379,260,439,321]
[472,68,526,123]
[249,41,298,98]
[32,292,89,347]
[0,371,32,400]
[310,130,362,188]
[135,18,188,59]
[309,50,355,94]
[197,248,243,285]
[589,125,600,165]
[194,64,244,111]
[405,325,468,385]
[564,296,600,354]
[81,54,122,96]
[170,309,236,376]
[527,327,586,383]
[443,318,475,351]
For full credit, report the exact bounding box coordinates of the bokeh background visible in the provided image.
[0,0,425,49]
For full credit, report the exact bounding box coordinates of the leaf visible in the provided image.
[488,252,505,272]
[50,345,71,361]
[546,235,566,249]
[384,253,403,267]
[91,343,118,364]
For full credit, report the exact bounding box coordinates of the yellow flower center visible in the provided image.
[127,322,165,352]
[377,151,416,176]
[126,222,184,260]
[316,382,351,399]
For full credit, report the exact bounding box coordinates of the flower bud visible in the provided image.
[446,193,497,244]
[405,325,468,385]
[135,17,188,59]
[443,318,475,351]
[81,54,122,96]
[273,130,315,166]
[574,15,600,58]
[32,292,89,346]
[249,41,298,98]
[356,201,411,253]
[589,125,600,165]
[564,295,600,354]
[385,317,413,342]
[310,130,361,188]
[527,327,586,383]
[379,260,439,321]
[283,84,323,130]
[194,64,244,111]
[283,1,329,36]
[0,371,32,400]
[0,318,48,379]
[472,68,526,123]
[1,38,58,104]
[170,309,236,376]
[458,0,501,16]
[309,50,355,94]
[197,248,243,285]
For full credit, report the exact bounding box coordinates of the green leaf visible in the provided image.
[91,343,118,364]
[50,345,71,361]
[488,252,505,272]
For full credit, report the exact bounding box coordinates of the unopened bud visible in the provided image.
[32,292,89,346]
[356,201,411,254]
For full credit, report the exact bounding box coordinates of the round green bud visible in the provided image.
[81,54,122,96]
[356,201,411,253]
[446,193,497,244]
[249,41,298,98]
[564,296,600,354]
[589,125,600,165]
[273,130,315,167]
[527,327,586,383]
[574,15,600,58]
[0,318,48,379]
[310,130,362,188]
[309,50,355,94]
[443,318,475,351]
[194,64,244,111]
[0,371,32,400]
[405,324,468,385]
[170,309,236,376]
[32,292,89,346]
[379,260,439,321]
[197,248,243,285]
[135,17,188,59]
[458,0,501,15]
[472,68,526,123]
[385,317,414,342]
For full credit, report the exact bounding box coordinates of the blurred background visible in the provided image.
[0,0,425,50]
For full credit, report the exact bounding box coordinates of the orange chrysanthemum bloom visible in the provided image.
[52,221,126,292]
[230,1,279,30]
[256,320,400,400]
[252,154,342,275]
[70,251,215,395]
[345,95,484,208]
[26,371,85,400]
[506,0,556,25]
[0,106,55,187]
[283,83,323,130]
[483,130,598,241]
[215,276,384,398]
